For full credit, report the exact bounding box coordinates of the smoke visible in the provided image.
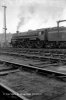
[17,0,66,31]
[0,0,66,32]
[17,3,36,30]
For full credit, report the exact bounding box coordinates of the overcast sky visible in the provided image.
[0,0,66,33]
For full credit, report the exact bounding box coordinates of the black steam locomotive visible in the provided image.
[11,26,66,48]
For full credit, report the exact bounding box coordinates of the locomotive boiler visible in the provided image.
[11,29,48,48]
[11,25,66,48]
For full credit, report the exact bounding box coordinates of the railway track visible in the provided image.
[0,51,66,80]
[0,47,66,54]
[0,58,66,100]
[0,48,66,99]
[0,50,66,64]
[0,61,28,100]
[0,47,66,58]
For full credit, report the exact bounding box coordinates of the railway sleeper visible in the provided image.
[56,75,66,82]
[3,62,20,69]
[37,70,55,77]
[21,66,38,73]
[37,69,66,82]
[0,61,4,64]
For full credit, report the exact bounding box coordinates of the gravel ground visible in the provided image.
[0,71,66,100]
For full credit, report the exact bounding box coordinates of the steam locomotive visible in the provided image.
[11,26,66,48]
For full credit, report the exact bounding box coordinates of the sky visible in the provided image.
[0,0,66,33]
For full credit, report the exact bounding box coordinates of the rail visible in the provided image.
[0,82,29,100]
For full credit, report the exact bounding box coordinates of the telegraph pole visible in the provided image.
[2,5,7,46]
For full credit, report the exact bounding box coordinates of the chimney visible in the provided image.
[16,30,19,34]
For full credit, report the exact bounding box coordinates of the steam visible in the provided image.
[0,0,66,32]
[17,0,66,31]
[17,3,36,31]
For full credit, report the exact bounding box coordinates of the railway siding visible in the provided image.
[0,49,66,99]
[0,69,66,100]
[0,55,66,81]
[0,54,66,75]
